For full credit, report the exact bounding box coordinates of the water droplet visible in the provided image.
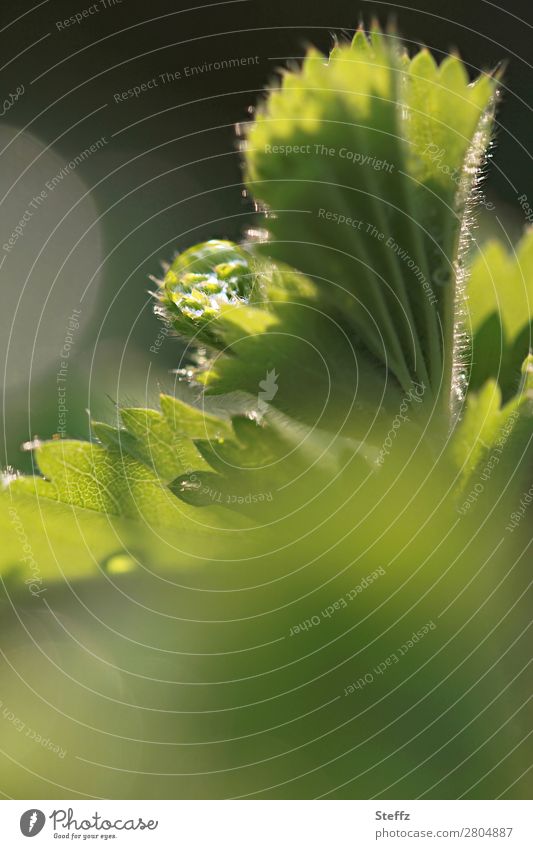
[103,553,136,575]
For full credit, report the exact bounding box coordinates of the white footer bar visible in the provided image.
[1,799,531,847]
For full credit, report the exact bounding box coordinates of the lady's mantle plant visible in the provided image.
[1,25,532,572]
[1,23,532,803]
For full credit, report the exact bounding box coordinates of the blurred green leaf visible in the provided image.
[467,231,533,395]
[451,354,533,488]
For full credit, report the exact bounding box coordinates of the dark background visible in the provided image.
[2,0,532,471]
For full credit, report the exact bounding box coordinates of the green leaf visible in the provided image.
[1,388,265,589]
[245,27,497,411]
[451,380,505,480]
[158,393,234,440]
[451,354,533,491]
[170,407,376,519]
[0,488,138,589]
[467,231,533,395]
[10,440,195,526]
[404,51,495,200]
[93,407,208,484]
[5,393,246,534]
